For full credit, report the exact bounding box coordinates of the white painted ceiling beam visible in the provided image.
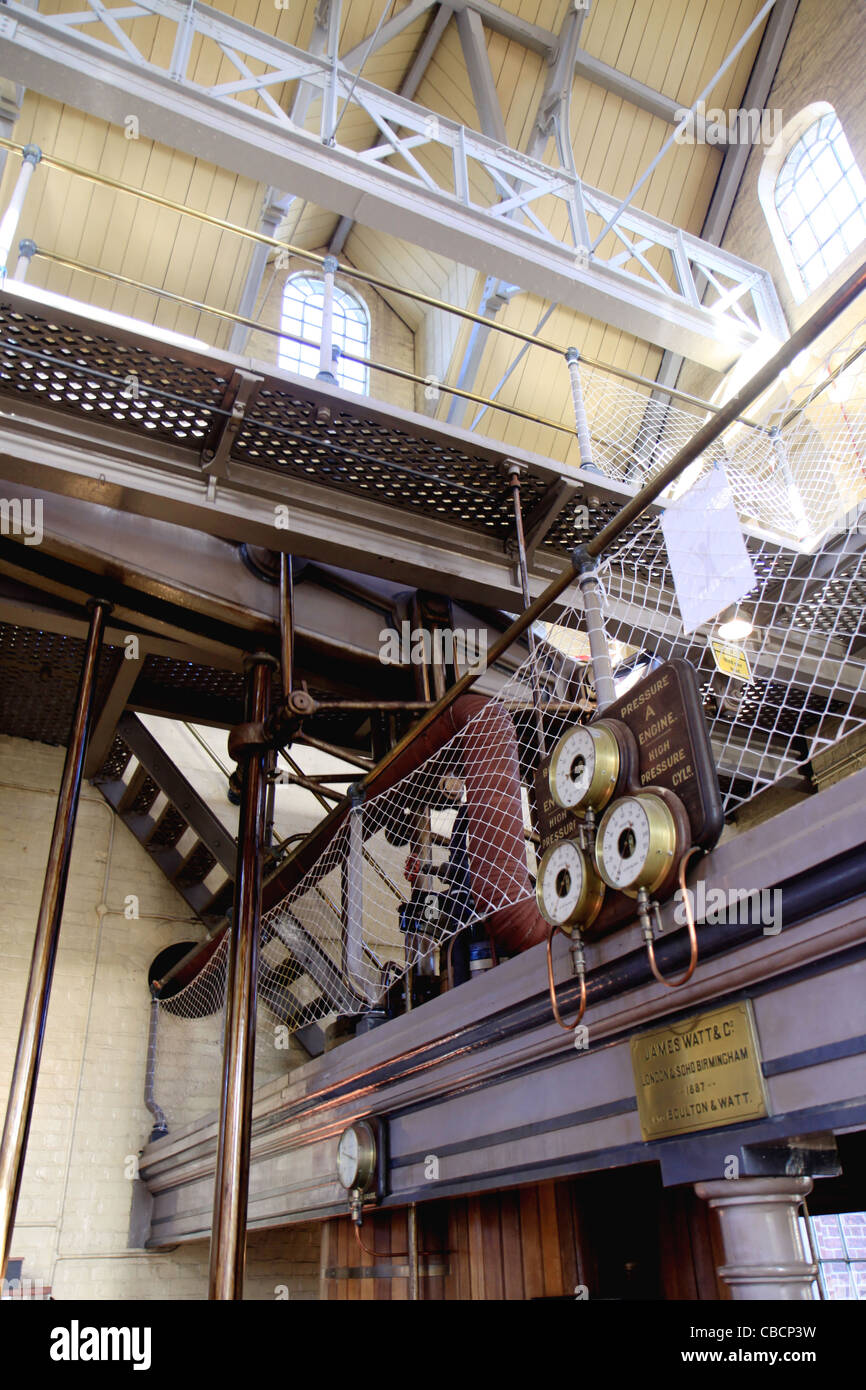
[330,2,454,255]
[341,0,438,71]
[456,6,508,145]
[571,51,682,126]
[653,0,799,395]
[448,0,555,57]
[447,3,591,425]
[0,0,783,363]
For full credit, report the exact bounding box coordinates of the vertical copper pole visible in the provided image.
[506,461,546,756]
[407,1203,420,1301]
[0,597,110,1275]
[279,552,294,699]
[409,594,431,703]
[209,652,273,1301]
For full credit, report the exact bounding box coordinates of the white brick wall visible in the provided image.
[0,735,321,1300]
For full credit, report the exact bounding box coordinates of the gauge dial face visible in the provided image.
[536,839,601,929]
[336,1121,377,1193]
[596,794,676,894]
[549,723,618,812]
[337,1127,360,1189]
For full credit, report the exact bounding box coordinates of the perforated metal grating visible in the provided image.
[0,623,122,746]
[232,385,551,535]
[148,804,188,849]
[98,733,132,781]
[0,305,226,446]
[140,655,245,701]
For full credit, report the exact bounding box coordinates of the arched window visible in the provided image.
[279,273,369,393]
[760,104,866,300]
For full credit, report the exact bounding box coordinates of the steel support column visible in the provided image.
[208,652,274,1301]
[0,596,110,1276]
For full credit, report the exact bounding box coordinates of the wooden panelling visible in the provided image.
[320,1168,724,1301]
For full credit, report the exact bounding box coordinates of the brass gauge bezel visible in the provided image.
[535,838,605,934]
[548,722,621,813]
[336,1118,378,1195]
[595,793,679,897]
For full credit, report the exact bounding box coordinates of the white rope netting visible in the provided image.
[150,317,866,1127]
[577,318,866,545]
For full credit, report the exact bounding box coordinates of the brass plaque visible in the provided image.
[630,1001,768,1141]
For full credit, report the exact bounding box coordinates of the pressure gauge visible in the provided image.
[548,722,620,812]
[595,793,678,896]
[336,1119,378,1194]
[536,838,604,932]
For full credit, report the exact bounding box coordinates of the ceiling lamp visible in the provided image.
[717,605,754,641]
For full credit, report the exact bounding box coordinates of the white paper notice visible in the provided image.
[660,465,756,634]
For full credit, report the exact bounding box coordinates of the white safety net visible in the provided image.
[577,318,866,546]
[150,316,866,1127]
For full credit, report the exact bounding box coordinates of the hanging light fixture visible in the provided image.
[717,604,754,641]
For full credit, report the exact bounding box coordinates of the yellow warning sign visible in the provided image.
[709,639,751,681]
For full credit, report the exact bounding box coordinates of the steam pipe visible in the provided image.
[575,551,617,712]
[145,995,168,1142]
[14,238,37,282]
[317,255,339,384]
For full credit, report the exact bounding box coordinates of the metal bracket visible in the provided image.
[522,477,582,563]
[201,368,264,481]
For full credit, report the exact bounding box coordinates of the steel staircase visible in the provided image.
[92,713,325,1056]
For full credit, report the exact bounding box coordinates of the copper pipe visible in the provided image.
[0,598,110,1275]
[208,653,273,1300]
[407,1203,420,1301]
[645,848,701,989]
[352,1215,438,1260]
[546,925,587,1031]
[279,553,294,700]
